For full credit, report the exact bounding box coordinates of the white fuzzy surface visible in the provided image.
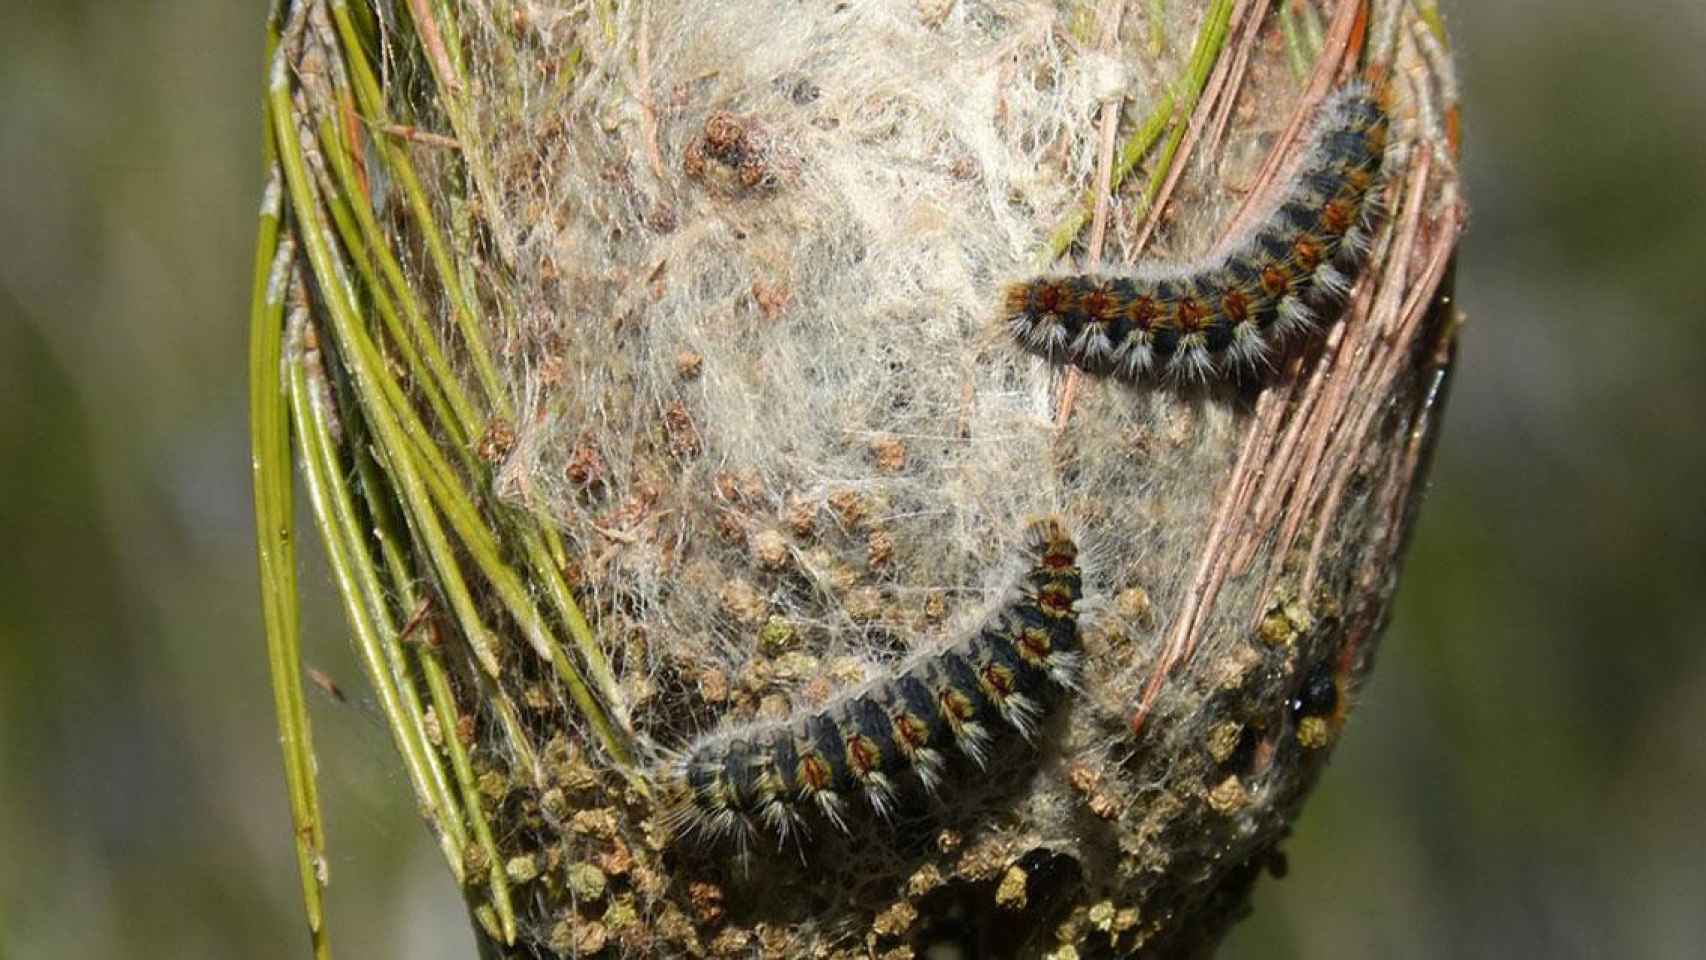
[478,0,1276,727]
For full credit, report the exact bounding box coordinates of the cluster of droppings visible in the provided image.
[682,111,791,195]
[1259,594,1319,646]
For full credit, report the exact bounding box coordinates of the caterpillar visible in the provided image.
[662,517,1083,853]
[1004,82,1391,381]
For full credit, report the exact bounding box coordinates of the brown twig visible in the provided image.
[1130,0,1367,734]
[380,123,462,150]
[406,0,463,96]
[1198,2,1267,163]
[1296,151,1433,599]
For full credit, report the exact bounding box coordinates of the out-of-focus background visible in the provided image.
[1,1,1701,956]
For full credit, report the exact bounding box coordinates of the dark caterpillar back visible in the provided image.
[661,517,1082,851]
[1004,82,1391,381]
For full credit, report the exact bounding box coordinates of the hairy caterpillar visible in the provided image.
[1004,82,1391,381]
[662,517,1083,853]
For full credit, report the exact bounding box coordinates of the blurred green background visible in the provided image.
[1,1,1701,957]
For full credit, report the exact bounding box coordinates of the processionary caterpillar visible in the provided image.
[662,517,1083,853]
[1004,83,1391,381]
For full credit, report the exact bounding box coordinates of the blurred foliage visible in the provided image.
[0,0,1701,957]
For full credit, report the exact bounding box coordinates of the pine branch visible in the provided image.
[252,0,1464,955]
